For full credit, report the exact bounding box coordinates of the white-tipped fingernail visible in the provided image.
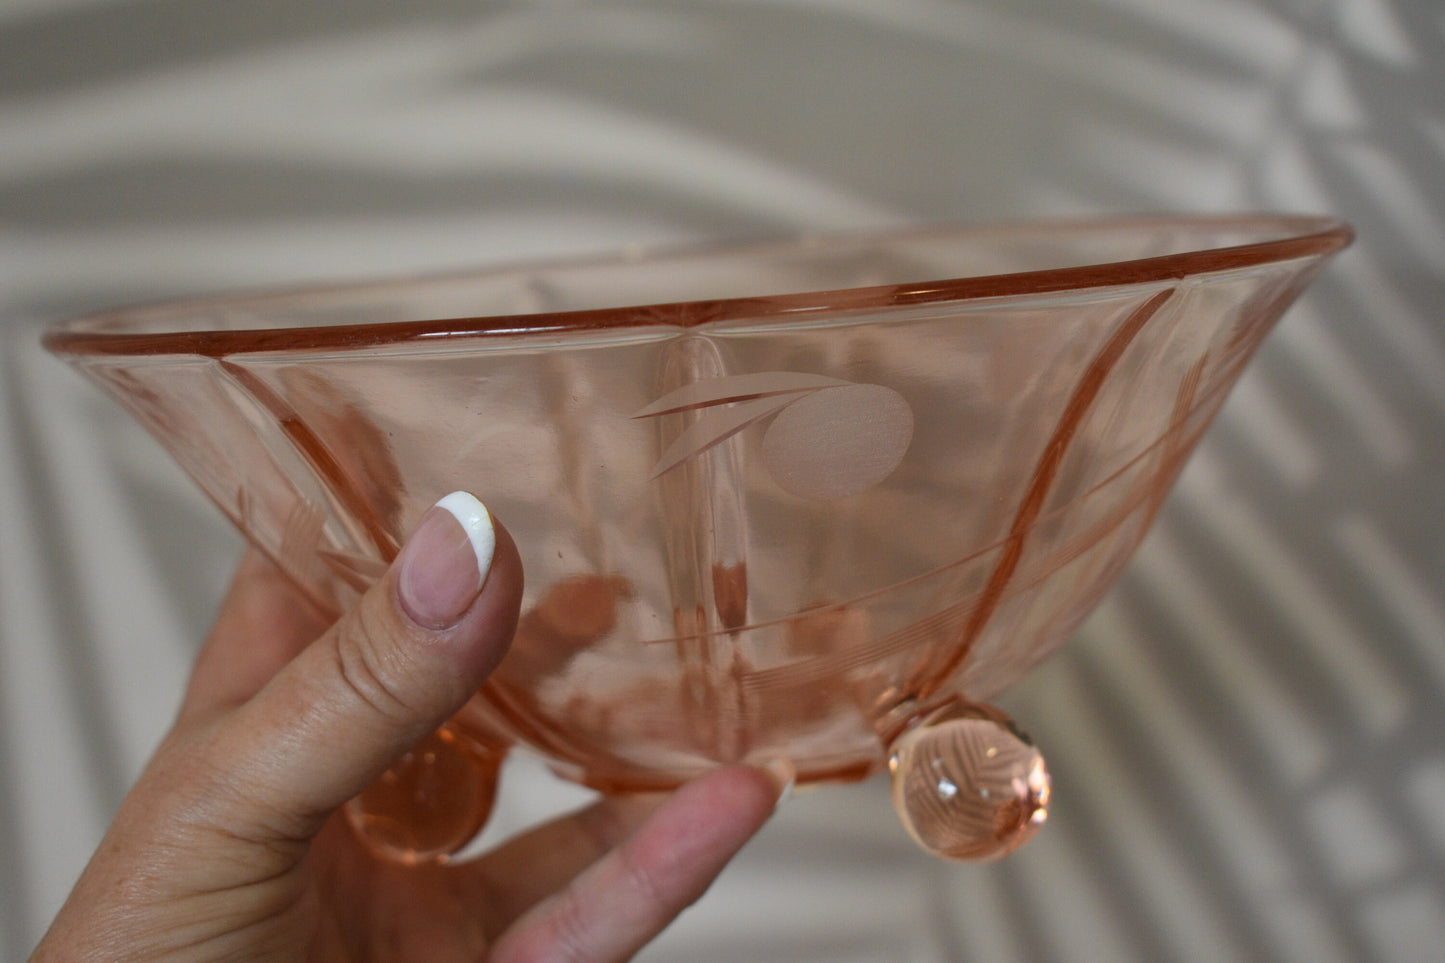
[397,492,496,630]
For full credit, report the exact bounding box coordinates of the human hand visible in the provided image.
[32,493,782,962]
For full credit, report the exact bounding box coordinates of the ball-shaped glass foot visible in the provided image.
[345,724,505,863]
[888,702,1050,860]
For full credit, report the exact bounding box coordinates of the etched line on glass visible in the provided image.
[644,367,1240,656]
[736,452,1178,699]
[218,359,398,563]
[922,287,1178,695]
[319,548,390,593]
[649,394,798,478]
[277,496,326,584]
[634,371,915,499]
[633,371,850,418]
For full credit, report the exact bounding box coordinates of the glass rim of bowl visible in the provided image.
[44,213,1352,359]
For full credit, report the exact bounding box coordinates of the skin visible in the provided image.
[32,516,780,962]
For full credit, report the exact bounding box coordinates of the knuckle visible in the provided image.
[139,733,309,863]
[493,890,593,963]
[619,841,673,913]
[540,889,594,963]
[329,604,419,728]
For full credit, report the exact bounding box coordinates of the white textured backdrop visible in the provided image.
[1,1,1442,960]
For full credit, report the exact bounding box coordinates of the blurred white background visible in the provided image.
[1,1,1442,960]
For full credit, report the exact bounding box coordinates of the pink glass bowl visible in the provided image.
[45,215,1351,861]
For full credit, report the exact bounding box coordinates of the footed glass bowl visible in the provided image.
[45,215,1350,862]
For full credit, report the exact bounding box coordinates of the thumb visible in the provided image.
[206,491,523,844]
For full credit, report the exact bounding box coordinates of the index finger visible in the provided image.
[176,549,332,729]
[487,766,781,963]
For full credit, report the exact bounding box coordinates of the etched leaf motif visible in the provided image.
[637,372,914,496]
[631,371,850,419]
[647,393,798,478]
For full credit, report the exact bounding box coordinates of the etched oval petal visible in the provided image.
[761,383,913,499]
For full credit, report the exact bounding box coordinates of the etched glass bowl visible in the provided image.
[45,215,1351,862]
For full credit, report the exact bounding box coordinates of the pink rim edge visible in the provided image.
[43,214,1353,359]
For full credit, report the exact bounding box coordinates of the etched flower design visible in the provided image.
[633,372,914,500]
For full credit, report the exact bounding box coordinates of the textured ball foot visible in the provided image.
[345,724,505,863]
[888,702,1050,861]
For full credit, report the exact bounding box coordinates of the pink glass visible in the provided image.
[45,215,1351,861]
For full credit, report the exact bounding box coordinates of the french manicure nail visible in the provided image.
[398,491,496,630]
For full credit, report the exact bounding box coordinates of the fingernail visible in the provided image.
[760,759,796,811]
[398,492,496,630]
